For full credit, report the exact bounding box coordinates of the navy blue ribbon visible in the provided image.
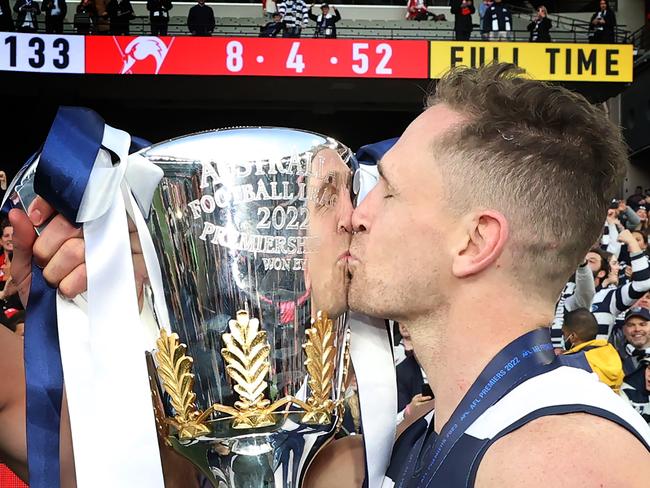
[24,265,64,487]
[35,107,105,225]
[355,137,399,167]
[25,106,105,488]
[396,328,556,488]
[130,135,152,154]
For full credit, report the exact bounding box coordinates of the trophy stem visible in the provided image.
[170,435,277,488]
[168,437,222,487]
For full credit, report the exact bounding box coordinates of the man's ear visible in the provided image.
[451,210,509,279]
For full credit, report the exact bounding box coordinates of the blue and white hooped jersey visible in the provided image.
[382,331,650,488]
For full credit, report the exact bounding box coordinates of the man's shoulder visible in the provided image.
[476,413,650,488]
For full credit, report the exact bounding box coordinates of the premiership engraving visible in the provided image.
[187,146,348,274]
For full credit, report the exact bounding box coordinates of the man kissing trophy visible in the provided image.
[7,107,373,488]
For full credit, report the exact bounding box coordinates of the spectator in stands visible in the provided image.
[0,221,11,285]
[602,202,642,250]
[550,259,595,349]
[589,0,616,44]
[308,3,340,39]
[478,0,492,39]
[0,252,23,335]
[92,0,111,34]
[617,199,641,228]
[620,307,650,376]
[109,0,135,35]
[395,322,428,419]
[527,4,551,42]
[562,308,624,392]
[0,0,15,31]
[450,0,475,41]
[484,0,511,41]
[406,0,441,21]
[42,0,67,33]
[14,0,41,32]
[187,0,215,36]
[620,356,650,424]
[278,0,308,37]
[587,229,650,343]
[635,207,649,233]
[262,0,277,19]
[627,186,646,209]
[147,0,172,36]
[74,0,96,33]
[259,11,284,36]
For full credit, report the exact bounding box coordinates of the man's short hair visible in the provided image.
[563,308,598,342]
[427,63,626,301]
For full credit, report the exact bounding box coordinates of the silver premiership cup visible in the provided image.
[140,128,355,487]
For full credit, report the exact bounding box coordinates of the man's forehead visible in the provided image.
[626,318,647,325]
[384,104,465,165]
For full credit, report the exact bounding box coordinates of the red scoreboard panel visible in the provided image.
[85,36,430,79]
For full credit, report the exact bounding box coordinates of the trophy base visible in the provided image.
[168,412,335,488]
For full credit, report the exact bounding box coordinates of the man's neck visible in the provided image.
[406,289,553,433]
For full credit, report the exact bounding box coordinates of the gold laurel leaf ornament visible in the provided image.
[154,328,211,440]
[221,311,276,428]
[302,311,337,424]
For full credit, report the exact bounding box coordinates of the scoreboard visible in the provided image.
[0,32,634,82]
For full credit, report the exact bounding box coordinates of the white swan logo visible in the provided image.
[114,36,174,74]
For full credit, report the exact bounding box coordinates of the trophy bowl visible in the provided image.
[140,128,356,488]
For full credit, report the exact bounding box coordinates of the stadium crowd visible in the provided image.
[0,0,621,42]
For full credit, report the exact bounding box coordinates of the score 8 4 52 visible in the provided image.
[224,40,394,76]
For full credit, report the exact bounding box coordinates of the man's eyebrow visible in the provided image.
[377,160,393,187]
[377,160,387,180]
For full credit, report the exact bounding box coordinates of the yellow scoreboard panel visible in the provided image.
[429,42,633,82]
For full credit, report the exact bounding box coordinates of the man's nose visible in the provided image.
[352,191,373,233]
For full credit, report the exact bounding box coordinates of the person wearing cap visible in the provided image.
[562,308,624,392]
[620,356,650,425]
[621,307,650,376]
[308,3,340,38]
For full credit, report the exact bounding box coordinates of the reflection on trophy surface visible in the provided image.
[141,128,355,487]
